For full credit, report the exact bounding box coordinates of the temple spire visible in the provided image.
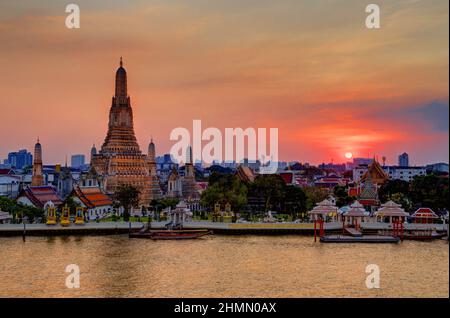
[114,56,128,102]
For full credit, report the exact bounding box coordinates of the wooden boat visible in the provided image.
[402,231,446,241]
[130,229,212,240]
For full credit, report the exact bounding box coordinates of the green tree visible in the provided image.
[201,174,248,212]
[303,186,329,211]
[333,185,355,208]
[249,175,285,212]
[0,196,44,223]
[200,183,223,209]
[410,174,449,213]
[283,185,307,219]
[112,184,141,221]
[378,179,410,203]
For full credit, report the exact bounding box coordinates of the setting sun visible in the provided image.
[345,152,353,159]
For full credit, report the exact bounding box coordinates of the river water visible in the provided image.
[0,235,447,297]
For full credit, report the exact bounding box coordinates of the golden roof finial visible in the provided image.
[120,56,123,67]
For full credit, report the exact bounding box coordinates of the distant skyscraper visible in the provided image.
[7,149,32,169]
[31,138,44,186]
[398,152,409,167]
[71,154,85,168]
[353,157,373,166]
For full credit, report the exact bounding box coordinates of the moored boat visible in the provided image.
[402,231,445,241]
[129,229,212,240]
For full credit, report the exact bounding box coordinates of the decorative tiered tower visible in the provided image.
[31,138,44,186]
[91,58,160,206]
[181,146,199,199]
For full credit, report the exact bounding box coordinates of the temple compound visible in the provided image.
[91,58,161,206]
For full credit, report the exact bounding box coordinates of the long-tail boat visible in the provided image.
[130,229,212,240]
[129,222,212,240]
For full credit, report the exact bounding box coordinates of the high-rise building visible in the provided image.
[71,154,85,168]
[353,157,373,166]
[398,152,409,167]
[31,139,44,186]
[7,149,32,169]
[91,58,159,206]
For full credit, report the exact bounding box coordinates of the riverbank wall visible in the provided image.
[0,221,446,237]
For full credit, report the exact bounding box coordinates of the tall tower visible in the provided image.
[101,57,140,155]
[148,139,156,163]
[147,139,161,199]
[31,138,44,186]
[185,145,194,178]
[398,152,409,167]
[90,58,154,206]
[181,145,198,199]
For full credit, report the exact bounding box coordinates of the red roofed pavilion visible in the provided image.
[411,208,439,224]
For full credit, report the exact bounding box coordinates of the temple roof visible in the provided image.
[235,165,256,183]
[359,174,379,202]
[345,201,368,217]
[361,159,389,184]
[71,185,112,209]
[309,199,338,216]
[19,186,63,208]
[411,208,439,219]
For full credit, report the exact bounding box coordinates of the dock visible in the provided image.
[0,222,143,236]
[344,227,363,237]
[0,221,342,236]
[0,221,446,237]
[320,235,400,243]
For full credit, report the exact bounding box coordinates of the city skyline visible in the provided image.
[0,0,448,165]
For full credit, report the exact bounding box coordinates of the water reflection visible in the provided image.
[0,235,447,298]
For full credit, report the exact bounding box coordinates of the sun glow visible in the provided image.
[345,152,353,159]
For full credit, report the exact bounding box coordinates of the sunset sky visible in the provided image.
[0,0,448,166]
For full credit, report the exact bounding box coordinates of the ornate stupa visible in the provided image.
[91,58,160,206]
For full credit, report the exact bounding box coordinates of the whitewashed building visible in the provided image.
[0,175,21,198]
